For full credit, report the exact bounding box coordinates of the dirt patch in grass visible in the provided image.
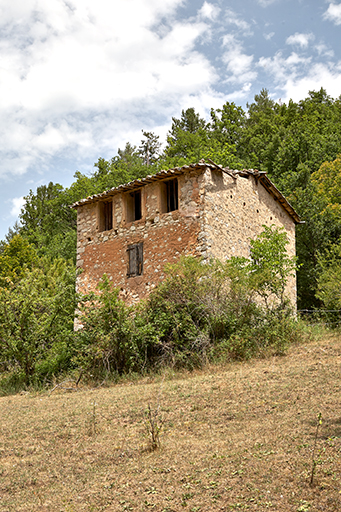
[0,335,341,511]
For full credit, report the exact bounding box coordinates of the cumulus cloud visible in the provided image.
[286,33,315,48]
[10,197,25,218]
[0,0,218,179]
[225,9,252,35]
[222,35,257,84]
[258,51,312,90]
[199,1,220,21]
[258,51,341,103]
[323,3,341,25]
[282,63,341,103]
[314,43,334,58]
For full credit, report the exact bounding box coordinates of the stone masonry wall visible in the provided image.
[202,168,297,306]
[75,169,206,303]
[75,165,297,307]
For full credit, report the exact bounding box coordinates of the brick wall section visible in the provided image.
[75,164,297,307]
[75,169,206,303]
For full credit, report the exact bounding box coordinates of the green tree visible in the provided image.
[311,154,341,219]
[74,275,156,376]
[240,88,280,172]
[209,101,246,147]
[160,108,208,166]
[19,182,77,261]
[316,241,341,310]
[0,258,77,384]
[248,225,297,309]
[138,131,161,166]
[0,235,38,286]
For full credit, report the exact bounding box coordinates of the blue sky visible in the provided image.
[0,0,341,240]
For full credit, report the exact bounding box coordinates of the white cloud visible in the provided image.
[257,0,278,6]
[258,51,312,85]
[225,9,252,35]
[264,32,275,40]
[286,33,315,48]
[314,43,334,58]
[281,63,341,103]
[258,51,341,103]
[199,2,220,21]
[323,3,341,25]
[10,197,25,217]
[222,35,257,84]
[0,0,219,179]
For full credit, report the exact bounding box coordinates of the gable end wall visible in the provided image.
[203,168,297,305]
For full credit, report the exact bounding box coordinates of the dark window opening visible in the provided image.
[98,201,113,232]
[126,190,142,222]
[127,242,143,277]
[160,178,178,213]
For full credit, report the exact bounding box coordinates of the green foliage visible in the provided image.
[209,101,246,147]
[74,275,157,377]
[0,234,38,286]
[0,226,305,391]
[138,131,162,166]
[248,225,297,309]
[75,249,300,377]
[144,256,258,367]
[311,154,341,220]
[218,313,300,361]
[315,241,341,310]
[160,105,246,169]
[143,226,299,368]
[0,257,77,385]
[18,182,78,262]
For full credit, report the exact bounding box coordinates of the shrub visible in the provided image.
[143,251,301,367]
[0,258,77,386]
[74,276,159,378]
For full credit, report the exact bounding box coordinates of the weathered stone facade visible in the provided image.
[73,161,300,306]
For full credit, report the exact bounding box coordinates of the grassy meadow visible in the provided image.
[0,334,340,511]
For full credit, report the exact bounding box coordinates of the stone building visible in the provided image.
[72,160,301,305]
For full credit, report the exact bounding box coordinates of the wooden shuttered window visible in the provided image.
[127,242,143,277]
[98,200,113,232]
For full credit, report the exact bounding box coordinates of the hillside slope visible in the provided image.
[0,335,340,511]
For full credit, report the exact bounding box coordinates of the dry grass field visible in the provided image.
[0,334,341,511]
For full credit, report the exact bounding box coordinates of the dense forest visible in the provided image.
[1,87,341,389]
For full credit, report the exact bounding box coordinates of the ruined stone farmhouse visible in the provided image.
[72,160,301,305]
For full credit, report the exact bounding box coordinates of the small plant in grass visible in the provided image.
[143,376,165,451]
[310,412,323,486]
[297,500,311,511]
[144,402,163,451]
[86,400,98,436]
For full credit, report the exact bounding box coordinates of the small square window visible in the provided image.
[127,242,143,277]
